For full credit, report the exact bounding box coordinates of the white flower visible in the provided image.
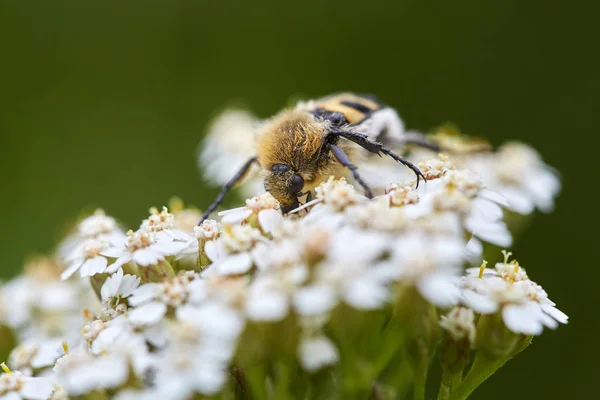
[8,339,64,373]
[314,177,366,212]
[298,335,339,372]
[417,155,456,181]
[176,301,245,342]
[199,109,262,197]
[468,142,560,214]
[461,257,568,335]
[219,193,284,233]
[54,351,129,396]
[104,229,188,271]
[387,232,464,307]
[0,366,54,400]
[140,207,189,240]
[58,209,125,263]
[148,324,232,398]
[203,224,265,276]
[100,268,140,305]
[440,307,476,345]
[61,238,113,280]
[127,272,199,326]
[194,220,220,241]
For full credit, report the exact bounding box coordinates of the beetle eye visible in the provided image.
[271,164,290,173]
[289,174,304,195]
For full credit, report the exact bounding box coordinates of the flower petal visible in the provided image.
[128,301,167,326]
[502,303,544,335]
[215,252,253,275]
[257,209,283,233]
[80,256,108,277]
[293,285,337,316]
[298,335,339,372]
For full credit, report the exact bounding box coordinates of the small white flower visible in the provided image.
[219,193,283,233]
[388,233,464,307]
[315,177,365,212]
[58,209,125,263]
[61,238,113,280]
[100,268,140,305]
[140,207,189,241]
[199,109,262,198]
[128,273,199,326]
[440,307,476,345]
[194,220,220,241]
[468,142,560,214]
[105,229,188,271]
[0,366,54,400]
[417,155,456,181]
[54,351,129,396]
[203,224,265,276]
[8,338,63,373]
[298,335,339,372]
[461,257,568,335]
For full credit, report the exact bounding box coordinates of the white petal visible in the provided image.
[525,169,560,212]
[117,274,141,298]
[20,377,54,400]
[293,285,337,316]
[128,283,162,307]
[502,303,544,335]
[0,392,21,400]
[465,237,483,258]
[105,254,132,274]
[80,256,108,277]
[221,208,252,225]
[462,290,498,314]
[298,335,339,372]
[541,304,569,324]
[101,247,125,258]
[154,240,188,257]
[257,209,284,233]
[328,228,388,263]
[500,187,535,215]
[204,239,224,262]
[187,279,208,304]
[31,340,62,368]
[133,248,162,266]
[417,274,459,308]
[177,303,244,341]
[194,362,227,395]
[539,312,559,329]
[480,189,510,208]
[471,197,503,222]
[343,278,388,310]
[128,301,167,326]
[101,268,124,302]
[246,289,288,321]
[60,261,82,280]
[215,252,253,275]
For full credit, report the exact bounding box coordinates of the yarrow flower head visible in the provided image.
[4,115,566,400]
[461,253,568,335]
[218,193,283,233]
[0,363,54,399]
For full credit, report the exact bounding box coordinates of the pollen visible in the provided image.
[501,250,513,264]
[478,260,488,279]
[62,341,69,355]
[1,362,11,373]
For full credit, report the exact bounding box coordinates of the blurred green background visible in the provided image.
[0,0,596,398]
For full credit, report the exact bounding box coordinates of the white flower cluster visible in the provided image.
[0,128,565,399]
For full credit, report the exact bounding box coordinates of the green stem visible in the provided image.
[437,370,463,400]
[407,338,429,400]
[451,373,463,392]
[449,352,509,400]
